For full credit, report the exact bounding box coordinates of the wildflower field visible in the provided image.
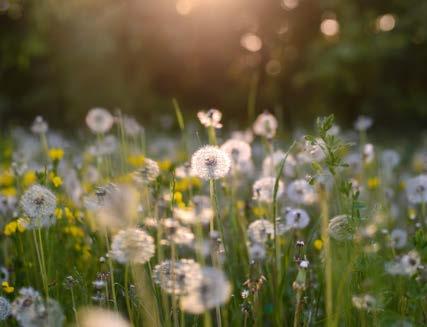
[0,108,426,327]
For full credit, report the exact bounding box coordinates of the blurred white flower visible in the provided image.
[20,184,56,229]
[86,108,115,134]
[253,111,278,139]
[153,259,202,295]
[328,215,353,241]
[405,175,427,204]
[78,308,130,327]
[247,219,274,243]
[191,146,231,180]
[287,179,316,205]
[390,228,407,249]
[354,115,373,131]
[31,116,48,134]
[262,150,296,177]
[253,177,284,203]
[180,267,231,314]
[197,109,223,129]
[110,228,155,264]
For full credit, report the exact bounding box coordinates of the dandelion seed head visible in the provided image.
[253,112,278,139]
[390,228,407,249]
[78,308,130,327]
[20,184,56,228]
[220,139,252,166]
[284,208,310,230]
[352,294,378,312]
[133,158,160,184]
[363,143,375,164]
[122,115,143,137]
[95,184,140,230]
[406,175,427,204]
[328,215,354,241]
[191,146,231,180]
[12,288,64,327]
[247,219,274,243]
[197,109,223,128]
[304,138,326,161]
[248,242,266,263]
[354,115,373,131]
[31,116,48,134]
[252,177,284,203]
[110,228,155,264]
[88,135,118,157]
[287,179,317,205]
[262,151,296,177]
[0,297,11,321]
[381,149,400,170]
[180,267,231,314]
[231,129,254,143]
[153,259,202,295]
[161,218,195,246]
[86,108,115,134]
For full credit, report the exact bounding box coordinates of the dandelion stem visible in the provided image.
[104,232,118,311]
[319,185,333,326]
[125,264,134,326]
[32,229,49,297]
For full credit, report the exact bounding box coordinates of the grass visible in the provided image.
[0,111,426,327]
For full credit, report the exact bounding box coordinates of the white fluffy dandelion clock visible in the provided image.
[328,215,354,241]
[253,111,278,139]
[78,308,130,327]
[153,259,202,295]
[405,174,427,204]
[0,297,11,321]
[284,208,310,230]
[20,184,57,228]
[86,107,115,134]
[247,219,274,243]
[252,177,284,203]
[110,228,155,264]
[197,109,223,129]
[287,179,317,205]
[180,267,231,314]
[191,145,231,180]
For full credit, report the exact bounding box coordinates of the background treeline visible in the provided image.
[1,0,427,129]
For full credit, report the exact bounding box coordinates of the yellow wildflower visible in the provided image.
[52,176,63,188]
[252,206,268,217]
[236,200,245,210]
[48,148,64,161]
[173,191,183,203]
[1,187,16,197]
[64,207,75,222]
[159,160,172,171]
[2,281,14,293]
[55,208,63,219]
[64,226,85,238]
[23,170,37,187]
[367,177,380,190]
[314,239,323,250]
[127,154,145,167]
[408,207,417,220]
[17,219,26,232]
[0,171,14,186]
[4,221,17,236]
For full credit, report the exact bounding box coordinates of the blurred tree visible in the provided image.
[0,0,426,129]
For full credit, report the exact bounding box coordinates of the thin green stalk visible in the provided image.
[125,264,134,326]
[71,287,79,326]
[32,228,48,297]
[104,232,118,311]
[319,185,333,326]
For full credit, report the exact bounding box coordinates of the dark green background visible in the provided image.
[1,0,427,129]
